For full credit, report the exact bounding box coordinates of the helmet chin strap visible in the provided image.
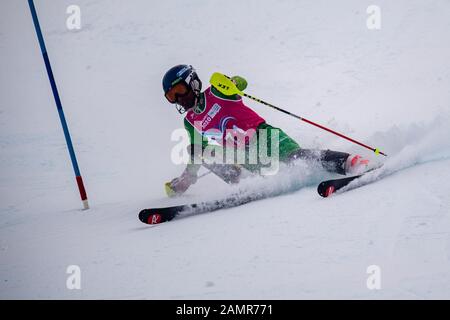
[193,90,200,109]
[192,79,202,108]
[175,104,186,114]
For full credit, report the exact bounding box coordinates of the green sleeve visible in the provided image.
[184,118,208,148]
[183,119,205,173]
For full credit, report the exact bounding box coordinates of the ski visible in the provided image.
[317,174,363,197]
[140,167,385,224]
[138,191,269,225]
[138,204,186,225]
[317,166,383,197]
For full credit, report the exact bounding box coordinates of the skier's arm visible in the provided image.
[164,121,206,197]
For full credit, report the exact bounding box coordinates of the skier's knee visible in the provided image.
[321,150,349,175]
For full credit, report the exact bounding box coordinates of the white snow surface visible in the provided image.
[1,0,450,299]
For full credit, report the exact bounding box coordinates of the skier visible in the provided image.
[162,64,369,197]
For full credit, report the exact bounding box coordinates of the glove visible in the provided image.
[231,76,248,91]
[164,169,198,197]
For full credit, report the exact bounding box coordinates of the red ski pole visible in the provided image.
[210,72,387,157]
[245,95,387,157]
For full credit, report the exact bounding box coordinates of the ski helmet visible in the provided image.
[162,65,202,113]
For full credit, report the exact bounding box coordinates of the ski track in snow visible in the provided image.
[1,0,450,299]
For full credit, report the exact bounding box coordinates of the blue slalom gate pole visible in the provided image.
[28,0,89,209]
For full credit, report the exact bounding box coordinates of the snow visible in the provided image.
[1,0,450,299]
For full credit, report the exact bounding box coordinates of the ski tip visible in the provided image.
[138,209,163,225]
[317,182,335,198]
[138,207,181,225]
[325,185,335,197]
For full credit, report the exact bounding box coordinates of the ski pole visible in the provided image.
[198,171,212,179]
[28,0,89,209]
[210,72,387,157]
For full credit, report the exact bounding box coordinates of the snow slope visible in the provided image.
[1,0,450,299]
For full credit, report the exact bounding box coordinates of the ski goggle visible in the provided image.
[165,82,189,104]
